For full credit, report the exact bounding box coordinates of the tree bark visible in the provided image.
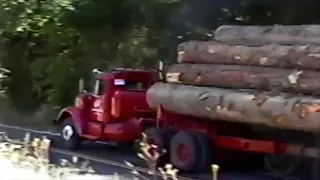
[166,64,320,95]
[178,41,320,71]
[147,83,320,132]
[214,25,320,45]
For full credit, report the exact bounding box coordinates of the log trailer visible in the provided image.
[53,66,320,174]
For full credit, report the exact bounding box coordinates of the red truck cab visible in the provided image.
[54,68,158,149]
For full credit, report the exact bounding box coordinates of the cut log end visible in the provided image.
[166,72,182,83]
[299,103,320,118]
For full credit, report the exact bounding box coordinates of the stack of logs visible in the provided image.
[147,24,320,133]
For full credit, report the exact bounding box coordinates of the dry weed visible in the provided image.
[124,132,221,180]
[211,164,220,180]
[124,132,179,180]
[0,132,94,179]
[0,131,220,180]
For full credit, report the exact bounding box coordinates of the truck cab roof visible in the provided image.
[93,68,159,86]
[94,68,158,83]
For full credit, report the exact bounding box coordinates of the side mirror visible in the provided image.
[0,68,11,78]
[92,68,102,75]
[158,60,166,83]
[78,78,86,93]
[0,68,11,73]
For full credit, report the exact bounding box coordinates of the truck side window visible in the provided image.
[125,81,148,91]
[94,80,104,95]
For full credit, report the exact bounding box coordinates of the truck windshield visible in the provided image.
[123,81,148,91]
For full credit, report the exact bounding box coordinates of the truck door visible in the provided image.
[86,79,106,137]
[91,79,105,122]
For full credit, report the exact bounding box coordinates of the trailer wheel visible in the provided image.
[312,135,320,180]
[60,118,81,150]
[264,153,302,176]
[192,132,213,172]
[169,131,199,172]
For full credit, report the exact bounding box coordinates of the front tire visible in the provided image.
[60,118,81,150]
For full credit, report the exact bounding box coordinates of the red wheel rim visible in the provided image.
[176,143,190,162]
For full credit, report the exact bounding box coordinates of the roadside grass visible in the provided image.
[0,132,97,179]
[0,101,58,132]
[0,131,220,180]
[0,133,78,178]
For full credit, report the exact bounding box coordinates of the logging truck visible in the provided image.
[52,66,320,174]
[51,22,320,176]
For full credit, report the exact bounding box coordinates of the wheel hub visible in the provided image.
[177,143,190,162]
[62,125,74,140]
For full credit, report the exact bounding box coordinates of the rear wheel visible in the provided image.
[192,132,213,172]
[264,153,302,176]
[169,131,212,172]
[60,118,81,150]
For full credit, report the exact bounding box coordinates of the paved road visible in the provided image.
[0,124,312,180]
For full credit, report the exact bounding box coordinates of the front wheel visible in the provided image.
[60,118,81,150]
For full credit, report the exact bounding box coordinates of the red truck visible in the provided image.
[53,67,320,173]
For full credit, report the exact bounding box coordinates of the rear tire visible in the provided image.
[192,132,213,172]
[60,118,81,150]
[264,153,301,176]
[169,131,203,172]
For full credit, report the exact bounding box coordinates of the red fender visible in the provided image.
[55,107,86,135]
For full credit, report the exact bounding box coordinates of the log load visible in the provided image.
[178,41,320,70]
[146,83,320,132]
[166,64,320,95]
[214,25,320,45]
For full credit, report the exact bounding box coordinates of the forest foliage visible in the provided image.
[0,0,320,124]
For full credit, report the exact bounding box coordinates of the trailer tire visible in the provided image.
[192,132,213,172]
[312,134,320,180]
[60,118,81,150]
[264,153,302,176]
[170,131,199,172]
[264,131,304,176]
